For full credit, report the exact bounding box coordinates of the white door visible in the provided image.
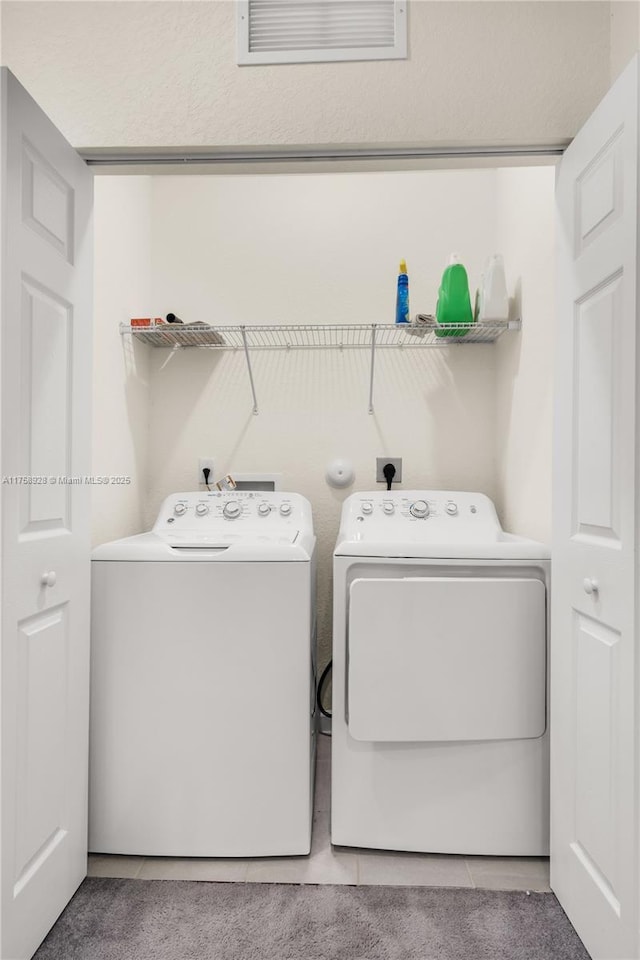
[0,69,93,960]
[553,55,639,960]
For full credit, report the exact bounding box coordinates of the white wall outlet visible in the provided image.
[376,457,403,483]
[198,458,215,487]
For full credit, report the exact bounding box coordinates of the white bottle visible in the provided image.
[476,254,509,322]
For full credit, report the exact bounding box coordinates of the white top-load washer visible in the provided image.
[331,490,550,856]
[89,490,316,858]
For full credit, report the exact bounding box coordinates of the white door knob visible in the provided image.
[583,577,599,595]
[41,571,57,587]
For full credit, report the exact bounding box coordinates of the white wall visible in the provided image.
[494,166,555,544]
[92,177,152,546]
[610,2,640,81]
[1,1,609,149]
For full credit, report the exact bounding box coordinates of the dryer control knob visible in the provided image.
[445,501,458,516]
[410,500,429,519]
[174,503,187,516]
[361,502,373,515]
[383,501,395,515]
[223,500,241,520]
[280,503,292,516]
[258,502,271,516]
[195,503,209,516]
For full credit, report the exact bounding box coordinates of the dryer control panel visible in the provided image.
[337,491,503,545]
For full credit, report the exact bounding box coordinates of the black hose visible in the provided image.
[316,660,332,719]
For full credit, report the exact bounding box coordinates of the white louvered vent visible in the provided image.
[236,0,407,65]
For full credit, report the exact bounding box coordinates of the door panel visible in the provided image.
[348,577,546,743]
[22,138,74,262]
[573,613,620,907]
[20,278,72,532]
[574,128,623,255]
[15,606,69,888]
[553,55,638,960]
[574,274,621,541]
[1,68,93,960]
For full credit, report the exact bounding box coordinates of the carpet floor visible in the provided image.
[33,878,589,960]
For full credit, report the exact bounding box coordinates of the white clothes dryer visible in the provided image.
[89,491,316,857]
[331,490,550,856]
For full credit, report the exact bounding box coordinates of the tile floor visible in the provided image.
[88,734,550,892]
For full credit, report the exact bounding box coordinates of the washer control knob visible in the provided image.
[410,500,429,519]
[280,503,292,516]
[174,503,187,516]
[445,501,458,516]
[383,501,395,515]
[195,503,209,516]
[361,501,373,515]
[258,502,271,516]
[223,500,241,520]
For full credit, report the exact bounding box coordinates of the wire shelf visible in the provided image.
[120,318,520,349]
[120,318,520,415]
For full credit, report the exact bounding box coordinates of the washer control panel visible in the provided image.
[154,491,312,545]
[339,491,502,543]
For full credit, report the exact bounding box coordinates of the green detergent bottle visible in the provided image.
[435,254,474,338]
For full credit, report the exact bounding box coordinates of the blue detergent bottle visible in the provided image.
[395,260,410,324]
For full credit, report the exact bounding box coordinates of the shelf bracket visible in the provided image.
[240,326,259,415]
[368,324,377,414]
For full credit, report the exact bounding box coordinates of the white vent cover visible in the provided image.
[236,0,407,65]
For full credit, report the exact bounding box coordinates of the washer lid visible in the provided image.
[92,531,314,562]
[334,490,550,559]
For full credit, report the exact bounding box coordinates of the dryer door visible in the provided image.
[347,577,546,742]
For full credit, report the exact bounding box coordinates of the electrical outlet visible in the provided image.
[198,458,215,487]
[376,457,403,483]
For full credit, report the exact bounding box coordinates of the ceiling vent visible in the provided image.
[236,0,407,65]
